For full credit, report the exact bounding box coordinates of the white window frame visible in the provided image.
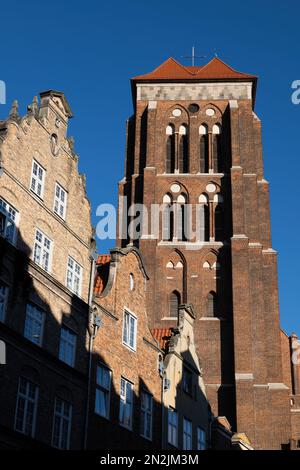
[59,325,77,367]
[119,377,133,430]
[24,303,45,346]
[30,159,45,199]
[122,309,137,351]
[0,197,19,245]
[183,418,193,450]
[33,228,52,272]
[52,397,72,450]
[66,256,83,297]
[53,183,67,220]
[0,280,9,323]
[168,407,178,447]
[197,426,206,450]
[140,390,153,441]
[95,364,111,419]
[14,377,39,438]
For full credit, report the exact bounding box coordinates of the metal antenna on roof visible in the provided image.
[213,48,218,57]
[182,46,207,66]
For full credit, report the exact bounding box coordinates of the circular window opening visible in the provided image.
[206,108,215,116]
[188,103,199,113]
[172,108,182,117]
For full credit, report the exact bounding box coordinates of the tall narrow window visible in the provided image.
[199,125,208,173]
[119,378,133,430]
[14,377,39,437]
[183,418,193,450]
[52,398,72,450]
[170,290,180,317]
[95,365,111,418]
[166,125,175,173]
[212,124,222,173]
[66,256,82,296]
[162,194,174,241]
[0,197,18,245]
[24,303,44,346]
[199,195,209,242]
[182,367,193,395]
[168,407,178,447]
[140,391,153,440]
[122,310,137,351]
[214,204,223,241]
[54,183,67,220]
[0,281,8,323]
[59,326,77,367]
[30,160,45,198]
[177,193,187,241]
[33,229,52,272]
[197,427,206,450]
[207,292,217,317]
[179,125,188,173]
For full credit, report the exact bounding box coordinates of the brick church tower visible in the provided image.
[118,57,292,449]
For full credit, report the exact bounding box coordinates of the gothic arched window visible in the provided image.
[214,203,223,241]
[162,194,174,241]
[207,291,217,317]
[166,125,175,173]
[170,290,180,317]
[179,125,188,173]
[199,124,209,173]
[212,124,222,173]
[177,193,187,241]
[199,194,209,242]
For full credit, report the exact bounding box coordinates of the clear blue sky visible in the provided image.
[1,0,299,334]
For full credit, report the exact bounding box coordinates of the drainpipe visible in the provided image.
[159,357,166,450]
[83,252,97,450]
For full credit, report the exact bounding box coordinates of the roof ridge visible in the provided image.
[196,56,255,78]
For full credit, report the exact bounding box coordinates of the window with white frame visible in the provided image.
[197,426,206,450]
[95,364,111,419]
[0,197,18,245]
[0,280,8,323]
[14,377,39,437]
[66,256,82,296]
[119,377,133,430]
[33,229,52,272]
[59,325,77,367]
[53,183,67,220]
[24,303,44,346]
[168,407,178,447]
[52,397,72,450]
[183,418,193,450]
[122,310,137,351]
[140,390,152,440]
[30,160,45,198]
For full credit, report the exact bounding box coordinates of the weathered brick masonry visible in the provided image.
[118,56,300,449]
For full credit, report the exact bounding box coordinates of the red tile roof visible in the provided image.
[151,328,172,351]
[94,254,111,295]
[132,57,256,82]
